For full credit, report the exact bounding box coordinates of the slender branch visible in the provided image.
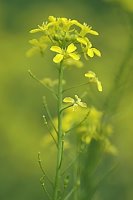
[38,152,54,187]
[28,70,57,99]
[60,104,73,114]
[88,163,119,199]
[58,136,64,169]
[43,96,58,135]
[63,185,78,200]
[43,115,58,148]
[48,34,55,44]
[40,177,52,200]
[65,110,90,134]
[63,82,89,93]
[61,153,80,176]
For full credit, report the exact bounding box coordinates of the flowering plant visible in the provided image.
[27,16,116,200]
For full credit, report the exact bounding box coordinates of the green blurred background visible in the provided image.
[0,0,133,199]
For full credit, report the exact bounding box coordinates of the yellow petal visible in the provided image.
[92,48,101,57]
[72,20,82,28]
[77,37,87,46]
[89,30,99,35]
[29,39,39,46]
[85,71,96,78]
[50,46,62,53]
[97,80,103,92]
[78,101,87,108]
[67,43,77,53]
[63,97,74,104]
[60,18,68,23]
[73,103,78,111]
[53,54,64,63]
[75,95,81,102]
[69,53,80,60]
[30,29,41,33]
[87,48,94,57]
[48,16,56,22]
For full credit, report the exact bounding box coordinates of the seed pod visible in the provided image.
[64,175,69,189]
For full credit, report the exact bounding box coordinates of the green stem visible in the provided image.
[28,70,57,99]
[65,110,90,134]
[54,61,64,200]
[63,82,89,93]
[60,104,73,114]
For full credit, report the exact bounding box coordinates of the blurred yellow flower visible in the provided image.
[85,71,103,92]
[26,37,48,57]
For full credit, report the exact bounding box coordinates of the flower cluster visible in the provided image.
[27,16,101,63]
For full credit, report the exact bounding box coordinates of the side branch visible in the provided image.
[61,153,80,176]
[43,96,58,135]
[65,110,90,134]
[38,152,54,187]
[63,82,89,93]
[40,177,52,200]
[43,115,58,148]
[28,69,57,99]
[60,104,73,114]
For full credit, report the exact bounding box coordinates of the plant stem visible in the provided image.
[54,61,64,200]
[63,82,89,93]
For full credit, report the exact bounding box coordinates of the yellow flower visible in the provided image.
[77,37,101,58]
[63,95,87,111]
[50,43,80,63]
[87,46,101,58]
[30,19,57,34]
[85,71,102,92]
[26,37,48,57]
[79,23,99,37]
[30,22,49,33]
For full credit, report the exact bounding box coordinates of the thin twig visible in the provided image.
[63,185,78,200]
[43,96,58,135]
[63,82,89,93]
[61,153,80,176]
[60,104,73,113]
[38,152,54,187]
[43,115,58,148]
[58,138,64,170]
[65,110,90,134]
[40,177,52,200]
[28,69,57,99]
[88,162,119,199]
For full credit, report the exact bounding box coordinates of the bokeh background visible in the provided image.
[0,0,133,199]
